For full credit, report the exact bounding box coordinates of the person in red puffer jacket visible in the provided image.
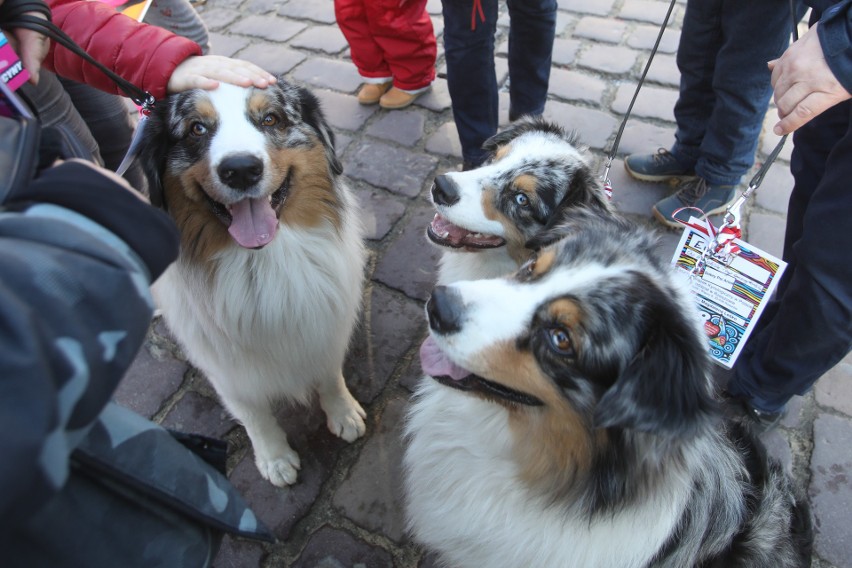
[2,0,275,193]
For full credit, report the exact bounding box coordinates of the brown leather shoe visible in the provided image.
[357,82,392,105]
[379,87,427,110]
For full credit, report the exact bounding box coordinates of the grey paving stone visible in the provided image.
[161,391,235,439]
[809,414,852,566]
[228,15,307,43]
[289,25,349,55]
[573,16,628,43]
[780,394,807,430]
[366,110,426,147]
[743,212,785,260]
[609,160,673,217]
[312,89,378,132]
[620,0,679,24]
[332,394,410,543]
[229,405,346,541]
[551,38,581,66]
[616,121,676,157]
[543,100,619,151]
[577,45,639,75]
[200,8,242,32]
[627,24,681,53]
[239,44,306,76]
[612,83,678,123]
[213,535,266,568]
[239,0,280,15]
[548,67,607,105]
[208,32,251,58]
[752,158,793,215]
[399,353,429,393]
[290,57,363,93]
[114,346,187,419]
[352,186,407,241]
[426,0,441,15]
[415,78,452,112]
[816,359,852,417]
[277,1,337,24]
[554,10,575,36]
[560,0,616,16]
[373,201,442,302]
[291,525,394,568]
[642,53,680,86]
[424,120,462,159]
[344,286,424,403]
[343,141,438,197]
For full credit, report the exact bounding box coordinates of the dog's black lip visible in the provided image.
[432,373,544,407]
[425,224,507,250]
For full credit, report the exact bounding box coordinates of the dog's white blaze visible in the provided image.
[433,263,627,373]
[206,84,270,179]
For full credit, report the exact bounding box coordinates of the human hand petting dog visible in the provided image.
[167,55,276,94]
[769,23,852,135]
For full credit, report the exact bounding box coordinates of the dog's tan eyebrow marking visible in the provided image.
[247,92,270,115]
[547,299,584,338]
[513,174,537,195]
[493,143,512,162]
[195,98,217,120]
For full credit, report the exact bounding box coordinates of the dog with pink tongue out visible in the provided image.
[136,79,368,488]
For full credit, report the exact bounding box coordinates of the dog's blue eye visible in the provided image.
[190,122,207,137]
[548,328,574,356]
[514,193,530,207]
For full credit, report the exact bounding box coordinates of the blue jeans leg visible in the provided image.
[441,0,499,166]
[506,0,556,120]
[672,0,800,186]
[727,100,852,411]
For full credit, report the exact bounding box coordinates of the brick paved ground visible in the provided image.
[114,0,852,566]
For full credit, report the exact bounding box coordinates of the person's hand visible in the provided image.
[769,23,852,135]
[2,8,50,85]
[166,55,277,94]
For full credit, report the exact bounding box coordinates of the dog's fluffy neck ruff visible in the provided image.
[404,379,748,568]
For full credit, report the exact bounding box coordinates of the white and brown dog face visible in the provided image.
[138,79,343,258]
[421,209,715,490]
[427,118,612,263]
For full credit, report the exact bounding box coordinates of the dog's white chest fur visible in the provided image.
[404,380,689,568]
[153,217,365,404]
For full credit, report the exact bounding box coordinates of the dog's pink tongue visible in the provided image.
[420,336,471,381]
[228,198,278,248]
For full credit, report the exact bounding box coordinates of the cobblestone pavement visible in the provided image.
[114,0,852,566]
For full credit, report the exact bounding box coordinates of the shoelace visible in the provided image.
[651,148,676,165]
[676,178,708,205]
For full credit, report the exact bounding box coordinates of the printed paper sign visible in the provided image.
[0,31,30,91]
[671,219,787,368]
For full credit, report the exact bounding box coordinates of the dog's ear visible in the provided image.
[525,165,612,250]
[298,86,343,176]
[135,101,171,209]
[593,278,717,437]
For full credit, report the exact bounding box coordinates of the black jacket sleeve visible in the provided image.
[0,160,178,523]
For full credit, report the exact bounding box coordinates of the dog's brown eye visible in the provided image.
[548,328,574,356]
[190,122,207,137]
[261,114,279,127]
[514,193,530,208]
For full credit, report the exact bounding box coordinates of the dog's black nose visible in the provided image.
[427,285,464,335]
[218,154,264,190]
[431,175,460,207]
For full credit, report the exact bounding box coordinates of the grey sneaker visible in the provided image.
[652,177,736,229]
[624,148,695,182]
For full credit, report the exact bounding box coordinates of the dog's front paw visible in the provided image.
[255,448,301,487]
[326,398,367,442]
